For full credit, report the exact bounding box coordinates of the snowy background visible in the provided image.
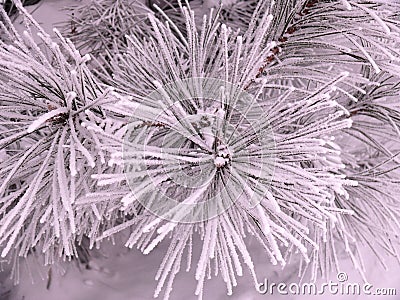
[8,233,400,300]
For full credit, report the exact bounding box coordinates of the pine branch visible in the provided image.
[0,3,121,264]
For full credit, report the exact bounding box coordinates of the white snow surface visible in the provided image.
[10,235,400,300]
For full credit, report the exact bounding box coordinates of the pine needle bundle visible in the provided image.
[0,3,121,267]
[63,0,152,59]
[82,1,399,298]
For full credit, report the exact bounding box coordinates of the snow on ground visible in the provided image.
[9,234,400,300]
[2,1,400,299]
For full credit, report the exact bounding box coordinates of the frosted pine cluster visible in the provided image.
[1,0,400,299]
